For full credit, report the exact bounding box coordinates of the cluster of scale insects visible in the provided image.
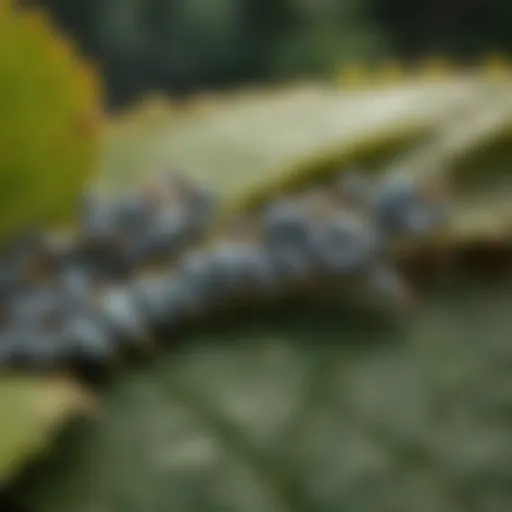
[0,168,449,373]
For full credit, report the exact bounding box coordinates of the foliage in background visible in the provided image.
[373,0,512,60]
[267,0,387,79]
[0,0,103,241]
[27,0,512,108]
[28,0,387,107]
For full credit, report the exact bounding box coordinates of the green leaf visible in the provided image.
[99,81,481,205]
[390,90,512,259]
[15,279,512,512]
[0,375,97,487]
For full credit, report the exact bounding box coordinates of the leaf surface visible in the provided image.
[15,281,512,512]
[100,81,481,202]
[0,375,96,487]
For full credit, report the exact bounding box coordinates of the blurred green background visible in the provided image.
[26,0,512,108]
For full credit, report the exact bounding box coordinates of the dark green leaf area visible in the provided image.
[18,280,512,512]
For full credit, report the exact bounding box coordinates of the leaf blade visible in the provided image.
[0,375,96,487]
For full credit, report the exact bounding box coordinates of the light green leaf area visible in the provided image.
[99,81,481,208]
[0,376,96,488]
[17,279,512,512]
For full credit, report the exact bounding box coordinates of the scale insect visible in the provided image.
[372,174,450,239]
[0,166,453,372]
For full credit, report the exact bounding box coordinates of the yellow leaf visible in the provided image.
[0,375,97,486]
